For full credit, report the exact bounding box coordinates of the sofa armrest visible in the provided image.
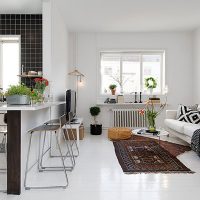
[166,110,177,119]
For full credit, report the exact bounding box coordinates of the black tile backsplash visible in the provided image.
[0,14,42,87]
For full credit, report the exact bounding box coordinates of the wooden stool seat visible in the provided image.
[108,127,132,140]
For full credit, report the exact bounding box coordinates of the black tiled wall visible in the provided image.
[0,14,42,87]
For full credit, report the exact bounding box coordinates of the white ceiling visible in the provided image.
[1,0,200,32]
[0,0,42,14]
[56,0,200,32]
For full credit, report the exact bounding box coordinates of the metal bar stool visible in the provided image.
[24,114,69,190]
[39,114,75,172]
[44,112,79,159]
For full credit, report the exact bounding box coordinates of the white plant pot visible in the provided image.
[149,88,153,95]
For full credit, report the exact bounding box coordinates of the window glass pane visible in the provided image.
[2,42,20,90]
[100,52,164,95]
[101,54,120,94]
[122,55,140,94]
[142,54,161,93]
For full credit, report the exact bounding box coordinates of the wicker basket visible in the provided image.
[108,128,132,140]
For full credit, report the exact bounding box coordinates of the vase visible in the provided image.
[36,90,45,103]
[149,88,153,95]
[147,114,156,132]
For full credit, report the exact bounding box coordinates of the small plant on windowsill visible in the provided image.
[90,106,102,135]
[109,84,117,95]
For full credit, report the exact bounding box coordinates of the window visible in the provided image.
[0,36,20,90]
[100,51,165,95]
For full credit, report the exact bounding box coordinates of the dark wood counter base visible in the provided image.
[7,111,21,195]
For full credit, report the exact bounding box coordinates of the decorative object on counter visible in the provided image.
[90,106,102,135]
[117,95,124,104]
[28,71,38,75]
[139,100,166,133]
[109,84,117,95]
[139,92,142,103]
[145,77,157,94]
[5,84,32,105]
[33,78,49,103]
[34,78,49,94]
[134,92,138,103]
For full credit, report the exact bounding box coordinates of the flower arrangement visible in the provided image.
[139,100,166,132]
[34,78,49,94]
[31,78,49,103]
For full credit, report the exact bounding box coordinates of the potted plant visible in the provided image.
[5,84,32,105]
[109,84,117,95]
[144,77,157,94]
[90,106,102,135]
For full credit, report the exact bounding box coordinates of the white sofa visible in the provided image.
[164,110,200,144]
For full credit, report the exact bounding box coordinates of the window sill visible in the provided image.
[96,102,164,106]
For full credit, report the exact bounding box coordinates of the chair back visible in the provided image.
[60,114,67,127]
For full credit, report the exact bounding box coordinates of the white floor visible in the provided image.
[0,131,200,200]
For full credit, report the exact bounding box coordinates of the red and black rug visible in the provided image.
[113,135,193,174]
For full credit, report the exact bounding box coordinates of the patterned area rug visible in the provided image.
[113,136,193,174]
[130,135,191,157]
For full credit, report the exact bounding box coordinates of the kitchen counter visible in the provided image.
[0,101,65,195]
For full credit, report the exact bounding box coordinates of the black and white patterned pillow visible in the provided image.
[178,105,200,124]
[176,104,198,119]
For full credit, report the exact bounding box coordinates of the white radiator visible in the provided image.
[112,109,147,128]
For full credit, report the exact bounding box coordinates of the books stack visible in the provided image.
[149,97,160,104]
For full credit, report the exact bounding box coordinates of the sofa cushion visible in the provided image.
[165,119,187,133]
[177,105,200,124]
[183,124,200,138]
[176,104,199,119]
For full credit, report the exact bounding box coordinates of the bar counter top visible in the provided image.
[0,101,65,111]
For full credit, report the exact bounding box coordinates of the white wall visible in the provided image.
[193,27,200,103]
[43,0,69,117]
[69,32,194,129]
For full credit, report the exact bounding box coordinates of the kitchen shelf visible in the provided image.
[18,75,42,78]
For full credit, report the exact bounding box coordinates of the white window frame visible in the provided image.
[97,50,165,97]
